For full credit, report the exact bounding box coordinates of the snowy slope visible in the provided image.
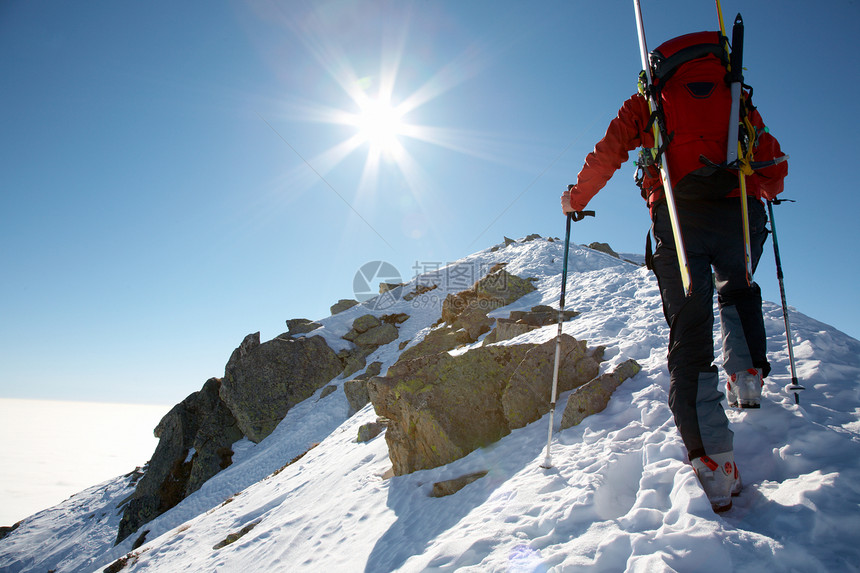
[1,237,859,573]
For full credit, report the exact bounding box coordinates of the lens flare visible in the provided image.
[354,97,405,155]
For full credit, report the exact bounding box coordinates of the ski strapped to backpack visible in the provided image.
[633,0,692,297]
[722,10,755,285]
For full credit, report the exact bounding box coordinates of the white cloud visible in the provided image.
[0,399,165,526]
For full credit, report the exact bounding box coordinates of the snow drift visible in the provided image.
[1,235,859,573]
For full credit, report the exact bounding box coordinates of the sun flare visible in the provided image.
[273,9,491,203]
[354,96,405,155]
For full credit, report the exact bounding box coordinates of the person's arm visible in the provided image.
[563,93,651,213]
[749,107,788,200]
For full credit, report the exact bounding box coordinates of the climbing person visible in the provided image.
[560,30,787,512]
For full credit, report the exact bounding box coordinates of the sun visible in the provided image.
[269,9,494,204]
[353,95,405,156]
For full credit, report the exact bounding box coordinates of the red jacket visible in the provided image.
[568,92,787,214]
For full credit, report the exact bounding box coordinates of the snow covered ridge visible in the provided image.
[2,235,860,572]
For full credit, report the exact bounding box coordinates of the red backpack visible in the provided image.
[647,31,738,197]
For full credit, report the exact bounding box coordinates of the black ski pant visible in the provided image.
[651,198,769,460]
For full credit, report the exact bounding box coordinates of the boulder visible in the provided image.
[343,315,400,349]
[509,305,578,327]
[368,344,531,476]
[430,471,489,498]
[352,314,381,333]
[344,362,382,415]
[0,522,20,542]
[379,282,406,293]
[560,359,642,429]
[340,347,373,379]
[285,318,322,335]
[502,336,604,430]
[357,421,387,443]
[403,284,437,301]
[482,320,536,345]
[398,269,539,364]
[341,315,401,378]
[587,242,619,258]
[116,378,242,544]
[331,299,359,315]
[352,323,399,348]
[381,313,410,325]
[454,305,495,342]
[483,305,579,346]
[220,332,343,442]
[368,334,604,476]
[319,385,338,400]
[398,326,462,363]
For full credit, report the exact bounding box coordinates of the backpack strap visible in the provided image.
[651,39,729,87]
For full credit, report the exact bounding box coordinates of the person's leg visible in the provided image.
[714,199,770,407]
[652,204,733,460]
[653,202,738,512]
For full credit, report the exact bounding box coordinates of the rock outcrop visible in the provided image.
[357,419,387,443]
[367,334,603,476]
[330,299,359,315]
[116,378,242,544]
[430,471,489,498]
[587,242,620,258]
[482,304,579,345]
[560,359,642,429]
[220,332,343,442]
[285,318,322,335]
[117,330,344,543]
[340,314,404,378]
[502,336,604,430]
[344,361,382,415]
[399,267,537,363]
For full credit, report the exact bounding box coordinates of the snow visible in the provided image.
[1,236,859,572]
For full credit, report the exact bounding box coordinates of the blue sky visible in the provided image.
[1,0,857,406]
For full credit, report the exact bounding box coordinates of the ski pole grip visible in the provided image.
[571,210,595,222]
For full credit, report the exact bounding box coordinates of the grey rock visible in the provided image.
[344,362,383,415]
[331,299,359,315]
[352,323,399,348]
[368,335,604,476]
[220,332,343,442]
[483,305,579,345]
[352,314,382,334]
[587,242,619,258]
[502,336,603,430]
[341,347,372,379]
[430,471,489,497]
[319,385,338,400]
[474,269,536,307]
[381,313,410,325]
[116,378,242,544]
[357,422,386,443]
[286,318,322,335]
[401,269,538,362]
[483,320,538,345]
[368,344,530,476]
[560,359,642,429]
